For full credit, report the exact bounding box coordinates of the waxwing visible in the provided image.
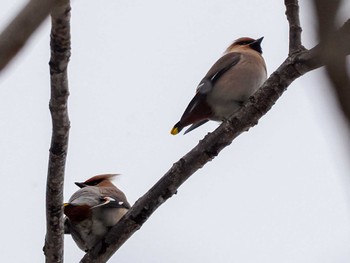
[171,37,267,135]
[64,174,130,251]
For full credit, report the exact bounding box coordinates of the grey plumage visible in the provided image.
[64,174,130,251]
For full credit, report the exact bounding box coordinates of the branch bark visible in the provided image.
[0,0,56,73]
[285,0,304,54]
[80,13,350,263]
[43,1,71,263]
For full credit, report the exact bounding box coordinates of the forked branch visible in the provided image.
[80,7,350,263]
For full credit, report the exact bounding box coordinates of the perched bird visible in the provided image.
[64,174,130,251]
[170,37,267,135]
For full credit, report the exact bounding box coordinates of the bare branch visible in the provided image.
[43,1,71,263]
[284,0,304,54]
[0,0,56,73]
[313,0,350,129]
[80,18,350,263]
[313,0,340,36]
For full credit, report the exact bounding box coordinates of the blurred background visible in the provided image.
[0,0,350,262]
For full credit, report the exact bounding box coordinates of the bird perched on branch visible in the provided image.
[64,174,130,251]
[170,37,267,135]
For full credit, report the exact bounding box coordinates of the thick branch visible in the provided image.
[0,0,56,73]
[313,0,350,128]
[43,1,71,263]
[284,0,304,54]
[80,18,350,263]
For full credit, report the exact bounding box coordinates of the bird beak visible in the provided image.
[75,182,87,188]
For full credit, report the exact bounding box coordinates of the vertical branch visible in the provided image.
[313,0,340,38]
[284,0,304,55]
[0,0,55,73]
[43,1,71,263]
[313,0,350,129]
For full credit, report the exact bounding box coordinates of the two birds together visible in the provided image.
[64,36,267,251]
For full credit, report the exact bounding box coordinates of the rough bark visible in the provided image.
[43,1,71,263]
[285,0,304,54]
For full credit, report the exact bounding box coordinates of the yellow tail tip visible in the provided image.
[170,127,179,135]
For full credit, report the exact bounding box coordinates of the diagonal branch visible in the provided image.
[80,18,350,263]
[0,0,56,73]
[284,0,304,54]
[43,1,71,263]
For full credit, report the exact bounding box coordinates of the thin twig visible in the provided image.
[43,1,71,263]
[80,18,350,263]
[284,0,304,55]
[0,0,55,73]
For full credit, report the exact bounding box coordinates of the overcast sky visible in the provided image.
[1,0,350,262]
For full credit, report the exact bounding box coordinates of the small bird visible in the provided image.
[64,174,130,251]
[170,37,267,135]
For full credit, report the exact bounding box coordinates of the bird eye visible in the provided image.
[86,179,103,186]
[237,41,254,45]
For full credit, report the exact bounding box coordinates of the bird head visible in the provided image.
[75,174,119,188]
[226,37,264,54]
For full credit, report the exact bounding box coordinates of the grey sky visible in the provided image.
[1,0,350,262]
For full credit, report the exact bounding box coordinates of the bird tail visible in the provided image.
[183,120,208,134]
[170,121,183,135]
[171,119,209,135]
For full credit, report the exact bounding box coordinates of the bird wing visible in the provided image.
[180,91,210,120]
[196,52,241,94]
[99,187,131,209]
[68,187,101,205]
[171,52,241,134]
[68,186,130,210]
[96,198,130,209]
[178,52,241,125]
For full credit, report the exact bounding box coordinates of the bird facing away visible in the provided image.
[170,37,267,135]
[64,174,130,251]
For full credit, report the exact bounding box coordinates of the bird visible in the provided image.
[170,37,267,135]
[63,174,130,251]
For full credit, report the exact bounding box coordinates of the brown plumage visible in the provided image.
[64,174,130,251]
[171,37,267,135]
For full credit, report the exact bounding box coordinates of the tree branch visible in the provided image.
[313,0,350,129]
[43,1,71,263]
[0,0,56,73]
[284,0,304,55]
[80,17,350,263]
